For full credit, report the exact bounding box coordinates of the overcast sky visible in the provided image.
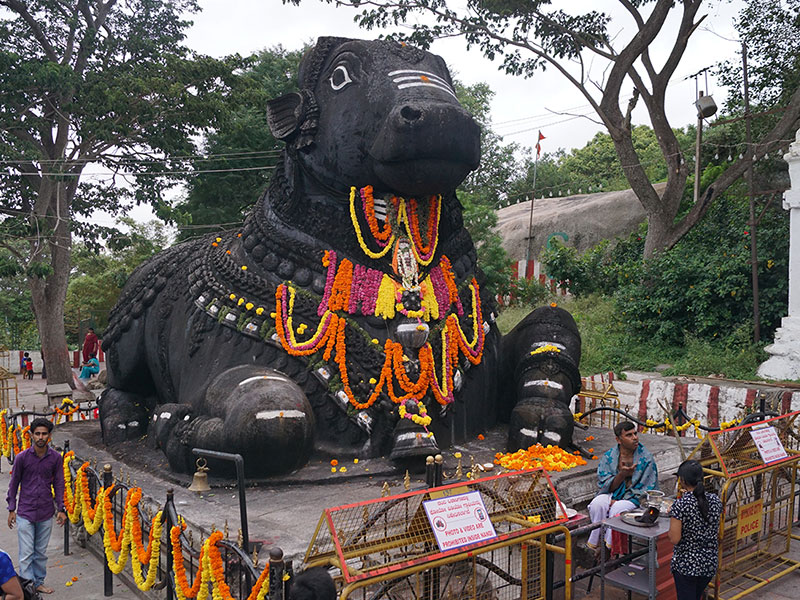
[184,0,744,153]
[123,0,745,225]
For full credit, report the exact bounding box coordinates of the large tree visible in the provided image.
[295,0,800,258]
[0,0,241,385]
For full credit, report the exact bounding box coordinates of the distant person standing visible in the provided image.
[24,357,33,381]
[19,353,28,375]
[6,418,66,595]
[82,327,98,363]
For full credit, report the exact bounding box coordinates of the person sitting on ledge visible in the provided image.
[575,420,659,566]
[79,353,100,381]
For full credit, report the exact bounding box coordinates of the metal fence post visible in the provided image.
[63,440,70,556]
[545,533,554,600]
[268,548,285,600]
[103,464,113,596]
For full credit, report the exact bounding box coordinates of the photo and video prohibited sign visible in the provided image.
[423,490,498,552]
[750,424,788,465]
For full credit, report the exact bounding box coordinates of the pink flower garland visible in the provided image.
[317,250,338,316]
[428,266,453,317]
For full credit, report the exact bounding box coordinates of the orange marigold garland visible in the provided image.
[172,522,205,600]
[402,195,441,265]
[275,276,485,410]
[360,186,393,243]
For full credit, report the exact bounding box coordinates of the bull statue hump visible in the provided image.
[99,37,581,477]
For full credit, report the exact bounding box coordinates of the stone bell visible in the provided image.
[188,457,211,493]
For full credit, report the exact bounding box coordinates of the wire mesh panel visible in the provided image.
[687,413,800,600]
[304,469,571,600]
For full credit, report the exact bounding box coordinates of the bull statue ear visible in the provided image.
[267,92,303,140]
[267,90,319,151]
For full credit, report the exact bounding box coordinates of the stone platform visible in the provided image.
[56,419,689,562]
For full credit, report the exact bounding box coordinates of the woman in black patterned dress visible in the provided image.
[668,460,723,600]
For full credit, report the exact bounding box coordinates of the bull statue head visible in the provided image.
[267,37,481,197]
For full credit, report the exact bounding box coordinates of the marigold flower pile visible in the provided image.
[494,444,588,472]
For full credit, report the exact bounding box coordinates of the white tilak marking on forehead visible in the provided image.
[388,69,450,86]
[397,82,457,99]
[255,410,306,420]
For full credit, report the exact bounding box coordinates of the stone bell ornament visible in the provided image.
[188,457,211,493]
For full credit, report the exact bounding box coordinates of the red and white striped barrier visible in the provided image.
[636,380,800,428]
[496,259,569,306]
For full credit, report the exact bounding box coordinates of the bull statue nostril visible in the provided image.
[400,105,422,121]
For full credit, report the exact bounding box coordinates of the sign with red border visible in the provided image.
[423,490,497,552]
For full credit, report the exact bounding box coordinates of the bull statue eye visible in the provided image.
[329,65,353,91]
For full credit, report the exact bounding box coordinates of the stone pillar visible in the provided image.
[759,128,800,380]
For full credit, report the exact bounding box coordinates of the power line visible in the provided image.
[0,164,277,178]
[0,149,282,166]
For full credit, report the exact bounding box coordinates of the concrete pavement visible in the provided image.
[0,466,143,599]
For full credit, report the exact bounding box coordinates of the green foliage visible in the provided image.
[0,257,36,350]
[64,219,169,343]
[717,0,800,111]
[174,46,305,240]
[616,183,788,345]
[512,127,695,201]
[498,295,768,380]
[453,81,519,297]
[542,227,645,297]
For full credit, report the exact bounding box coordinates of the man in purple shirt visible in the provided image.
[6,418,66,595]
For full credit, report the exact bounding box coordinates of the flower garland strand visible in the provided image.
[172,525,271,600]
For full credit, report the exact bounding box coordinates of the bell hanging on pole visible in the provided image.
[188,457,211,493]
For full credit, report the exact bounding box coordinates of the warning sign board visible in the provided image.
[750,425,788,464]
[423,490,498,552]
[736,499,763,539]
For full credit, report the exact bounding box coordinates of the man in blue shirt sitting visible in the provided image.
[0,548,23,600]
[577,421,658,566]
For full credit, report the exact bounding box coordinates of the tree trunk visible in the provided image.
[31,282,72,386]
[29,178,74,388]
[642,214,674,260]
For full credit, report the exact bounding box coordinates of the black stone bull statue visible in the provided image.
[99,37,582,476]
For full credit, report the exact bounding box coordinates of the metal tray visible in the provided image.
[620,511,659,528]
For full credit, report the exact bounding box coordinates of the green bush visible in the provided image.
[542,227,645,297]
[616,186,788,345]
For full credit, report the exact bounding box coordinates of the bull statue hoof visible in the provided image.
[100,37,582,477]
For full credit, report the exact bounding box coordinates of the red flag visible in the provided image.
[536,131,545,158]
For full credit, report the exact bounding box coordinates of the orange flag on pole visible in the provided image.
[536,131,545,158]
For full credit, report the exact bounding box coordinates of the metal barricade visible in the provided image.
[576,374,621,430]
[687,411,800,600]
[303,468,572,600]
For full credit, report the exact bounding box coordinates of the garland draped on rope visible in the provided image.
[63,451,272,598]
